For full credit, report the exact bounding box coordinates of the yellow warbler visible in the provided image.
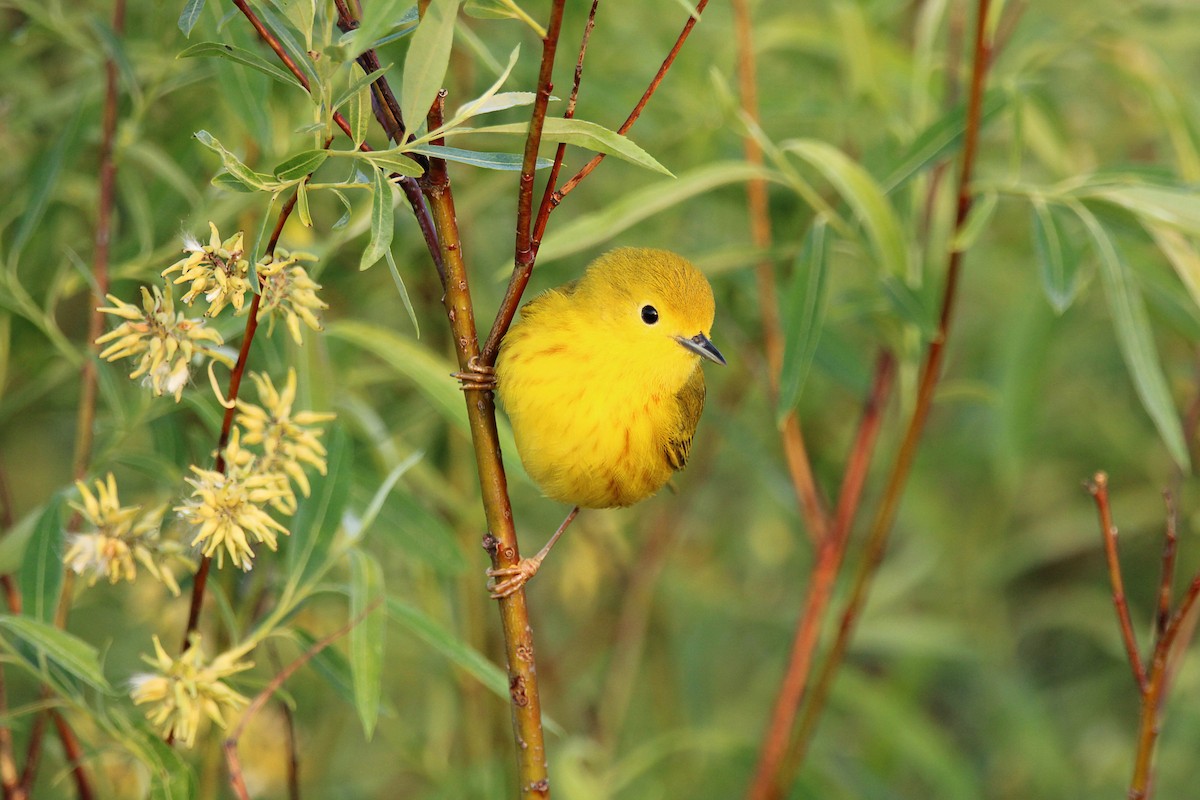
[485,247,725,596]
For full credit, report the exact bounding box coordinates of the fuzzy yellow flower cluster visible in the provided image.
[64,474,191,595]
[161,222,251,317]
[236,369,336,513]
[96,286,227,401]
[255,248,327,345]
[130,635,251,748]
[175,435,291,571]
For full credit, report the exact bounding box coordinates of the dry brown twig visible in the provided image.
[1086,473,1200,800]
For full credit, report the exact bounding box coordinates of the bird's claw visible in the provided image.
[453,356,497,391]
[486,558,542,599]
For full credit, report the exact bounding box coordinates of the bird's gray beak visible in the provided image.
[676,333,726,366]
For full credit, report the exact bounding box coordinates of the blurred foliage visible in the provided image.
[2,0,1200,797]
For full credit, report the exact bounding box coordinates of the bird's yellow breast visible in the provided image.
[496,289,701,509]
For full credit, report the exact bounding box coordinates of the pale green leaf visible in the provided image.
[384,249,420,335]
[11,105,82,264]
[286,429,351,591]
[20,495,64,624]
[194,130,277,191]
[360,167,395,270]
[0,615,111,692]
[296,179,313,227]
[1075,203,1189,470]
[951,190,998,251]
[463,118,671,176]
[882,90,1006,193]
[387,597,507,698]
[177,0,206,37]
[782,138,908,277]
[361,149,425,177]
[401,0,461,132]
[1031,198,1081,313]
[1146,222,1200,315]
[178,42,304,89]
[439,46,521,130]
[349,549,386,739]
[777,220,830,419]
[1084,184,1200,237]
[346,64,373,148]
[273,150,329,181]
[344,0,418,58]
[405,143,549,171]
[451,90,536,121]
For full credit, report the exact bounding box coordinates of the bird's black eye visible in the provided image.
[640,305,659,325]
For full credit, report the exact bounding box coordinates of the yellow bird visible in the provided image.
[485,247,725,597]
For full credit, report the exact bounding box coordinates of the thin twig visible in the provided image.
[748,2,1000,795]
[480,0,710,366]
[226,601,381,800]
[748,352,896,799]
[1087,472,1148,692]
[1155,491,1178,642]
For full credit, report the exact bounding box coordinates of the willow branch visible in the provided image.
[747,3,998,796]
[419,95,550,798]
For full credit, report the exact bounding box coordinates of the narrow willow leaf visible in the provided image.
[360,168,395,271]
[326,321,525,483]
[951,190,998,251]
[451,90,536,121]
[361,149,425,177]
[11,105,82,264]
[882,90,1006,193]
[211,172,258,193]
[346,64,373,148]
[464,0,545,35]
[294,628,356,707]
[331,188,353,230]
[384,249,420,335]
[1084,184,1200,237]
[352,453,424,543]
[1075,204,1189,469]
[777,220,830,419]
[1146,222,1200,313]
[296,179,312,227]
[178,42,304,89]
[881,276,937,339]
[333,65,391,112]
[349,549,386,739]
[534,162,780,266]
[400,0,461,132]
[0,615,111,692]
[345,0,417,58]
[387,598,508,698]
[177,0,206,37]
[20,495,64,624]
[405,144,549,171]
[441,46,521,129]
[194,130,276,190]
[1031,198,1079,313]
[286,428,351,589]
[783,139,908,277]
[277,0,316,50]
[273,150,329,181]
[253,4,316,88]
[464,118,671,176]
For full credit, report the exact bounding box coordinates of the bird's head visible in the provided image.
[578,247,725,386]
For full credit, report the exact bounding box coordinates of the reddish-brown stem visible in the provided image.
[1155,491,1178,641]
[226,602,379,800]
[1087,472,1148,692]
[748,3,999,795]
[50,711,93,800]
[480,0,709,367]
[748,353,896,799]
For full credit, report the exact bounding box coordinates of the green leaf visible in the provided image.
[211,172,259,193]
[451,90,536,121]
[465,118,672,176]
[882,90,1006,193]
[273,150,329,182]
[1084,184,1200,237]
[10,105,83,265]
[20,494,64,624]
[534,161,781,266]
[294,628,356,706]
[384,249,420,335]
[296,179,313,226]
[387,597,507,698]
[194,130,276,191]
[352,453,424,542]
[286,428,351,590]
[405,143,548,171]
[177,0,206,37]
[360,167,395,270]
[1075,203,1189,470]
[1031,199,1080,313]
[782,138,908,278]
[277,0,317,50]
[345,64,373,148]
[178,42,304,89]
[0,615,111,692]
[439,46,521,130]
[1146,222,1200,315]
[951,190,998,251]
[401,0,461,132]
[348,549,386,739]
[776,220,830,419]
[343,0,419,58]
[881,276,937,339]
[361,149,425,177]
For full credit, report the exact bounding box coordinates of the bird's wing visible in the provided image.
[664,367,706,471]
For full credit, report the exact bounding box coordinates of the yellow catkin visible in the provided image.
[496,247,725,509]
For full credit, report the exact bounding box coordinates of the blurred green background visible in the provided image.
[3,0,1200,797]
